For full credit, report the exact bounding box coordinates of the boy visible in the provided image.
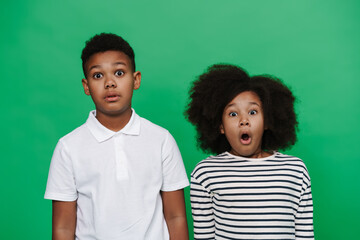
[45,33,189,240]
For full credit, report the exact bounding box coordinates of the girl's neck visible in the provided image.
[229,149,272,159]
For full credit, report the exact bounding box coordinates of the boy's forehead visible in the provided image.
[85,50,132,71]
[88,50,130,64]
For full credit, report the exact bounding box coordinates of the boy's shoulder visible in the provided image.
[57,121,89,146]
[138,115,170,136]
[134,115,177,146]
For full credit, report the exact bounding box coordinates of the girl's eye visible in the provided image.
[115,70,124,76]
[93,73,103,79]
[249,110,257,115]
[229,112,237,117]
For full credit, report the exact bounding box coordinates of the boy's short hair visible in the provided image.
[81,33,135,77]
[185,64,298,154]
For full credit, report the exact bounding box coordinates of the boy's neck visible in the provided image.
[95,108,132,132]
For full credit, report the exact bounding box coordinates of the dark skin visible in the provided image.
[52,190,189,240]
[52,51,188,239]
[161,189,189,240]
[52,201,76,240]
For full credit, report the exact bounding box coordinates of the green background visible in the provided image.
[1,0,359,239]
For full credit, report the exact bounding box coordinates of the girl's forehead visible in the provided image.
[227,91,262,106]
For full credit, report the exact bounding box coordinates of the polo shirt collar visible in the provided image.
[86,108,140,142]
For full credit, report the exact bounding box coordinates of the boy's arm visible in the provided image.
[161,189,189,240]
[52,200,77,240]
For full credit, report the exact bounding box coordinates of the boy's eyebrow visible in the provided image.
[88,62,127,71]
[113,62,127,66]
[88,65,101,71]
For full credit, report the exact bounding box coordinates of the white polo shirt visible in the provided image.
[44,109,189,240]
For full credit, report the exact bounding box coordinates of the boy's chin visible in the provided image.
[95,106,132,117]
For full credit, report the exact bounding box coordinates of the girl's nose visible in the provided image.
[239,119,250,126]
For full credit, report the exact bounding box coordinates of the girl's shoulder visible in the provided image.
[272,152,307,166]
[191,152,310,179]
[271,152,311,178]
[191,152,241,177]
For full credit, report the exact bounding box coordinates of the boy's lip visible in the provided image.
[105,92,120,102]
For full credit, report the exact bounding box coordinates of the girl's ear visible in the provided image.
[220,124,225,134]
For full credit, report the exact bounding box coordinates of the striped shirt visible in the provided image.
[190,151,314,240]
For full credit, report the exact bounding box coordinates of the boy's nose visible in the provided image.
[105,77,117,89]
[105,82,116,88]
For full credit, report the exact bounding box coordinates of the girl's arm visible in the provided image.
[190,176,215,239]
[52,200,77,240]
[295,173,314,240]
[161,189,189,240]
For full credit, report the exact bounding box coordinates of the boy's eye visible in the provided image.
[115,70,124,76]
[93,73,103,79]
[229,112,238,117]
[249,110,257,115]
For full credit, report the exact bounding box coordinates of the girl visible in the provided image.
[185,64,314,240]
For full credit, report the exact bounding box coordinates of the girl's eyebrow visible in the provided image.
[249,102,261,106]
[226,101,261,108]
[226,103,235,107]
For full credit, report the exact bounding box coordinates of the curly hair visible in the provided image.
[185,64,298,154]
[81,33,135,77]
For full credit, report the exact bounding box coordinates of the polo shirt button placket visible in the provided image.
[114,133,129,181]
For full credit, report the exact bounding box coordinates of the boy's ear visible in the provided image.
[220,124,225,134]
[82,78,91,96]
[133,71,141,90]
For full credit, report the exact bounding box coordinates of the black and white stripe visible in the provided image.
[191,152,314,240]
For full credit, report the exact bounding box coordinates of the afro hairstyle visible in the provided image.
[185,64,298,155]
[81,33,135,77]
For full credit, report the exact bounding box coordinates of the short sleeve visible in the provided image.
[44,140,78,201]
[160,131,189,191]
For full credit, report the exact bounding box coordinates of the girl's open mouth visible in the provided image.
[240,133,251,145]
